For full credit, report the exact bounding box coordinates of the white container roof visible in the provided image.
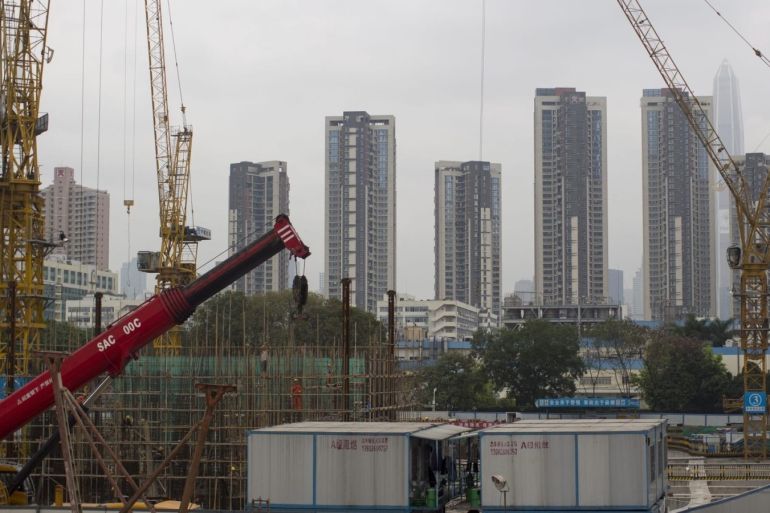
[412,423,474,440]
[481,418,665,434]
[249,421,475,440]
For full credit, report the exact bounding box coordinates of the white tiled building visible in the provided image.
[376,293,480,342]
[65,294,144,329]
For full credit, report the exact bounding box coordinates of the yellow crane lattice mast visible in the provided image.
[0,0,51,383]
[617,0,769,459]
[139,0,206,355]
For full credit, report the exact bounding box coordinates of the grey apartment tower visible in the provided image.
[713,60,745,320]
[42,166,110,270]
[435,161,502,316]
[534,88,608,305]
[228,161,290,294]
[642,89,715,321]
[325,112,396,313]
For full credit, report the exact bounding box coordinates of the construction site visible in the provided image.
[14,319,410,508]
[4,0,770,512]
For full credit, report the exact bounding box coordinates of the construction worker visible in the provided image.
[291,378,303,411]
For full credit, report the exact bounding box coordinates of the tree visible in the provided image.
[415,353,498,410]
[473,320,584,409]
[670,314,734,347]
[583,320,648,397]
[636,334,733,412]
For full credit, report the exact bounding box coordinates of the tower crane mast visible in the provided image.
[140,0,205,355]
[617,0,770,458]
[0,0,51,384]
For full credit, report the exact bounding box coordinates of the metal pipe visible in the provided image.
[341,278,351,419]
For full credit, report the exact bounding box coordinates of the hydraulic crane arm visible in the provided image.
[0,215,310,441]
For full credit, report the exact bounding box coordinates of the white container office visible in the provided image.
[246,421,474,511]
[479,419,667,513]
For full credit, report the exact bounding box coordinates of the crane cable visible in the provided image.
[479,0,486,161]
[702,0,770,69]
[164,0,196,230]
[702,0,770,151]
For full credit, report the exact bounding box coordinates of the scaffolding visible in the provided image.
[26,334,412,509]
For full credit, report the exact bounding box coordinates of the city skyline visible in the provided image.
[35,2,770,303]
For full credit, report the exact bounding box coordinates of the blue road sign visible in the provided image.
[535,397,640,409]
[744,392,767,414]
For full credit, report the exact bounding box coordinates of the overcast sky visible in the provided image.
[38,0,770,299]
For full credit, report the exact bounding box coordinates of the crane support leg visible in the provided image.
[179,384,236,513]
[40,352,82,513]
[740,266,768,459]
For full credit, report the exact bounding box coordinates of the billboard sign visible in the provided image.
[535,397,640,409]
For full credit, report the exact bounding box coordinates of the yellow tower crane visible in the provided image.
[0,1,51,390]
[617,0,769,459]
[138,0,208,355]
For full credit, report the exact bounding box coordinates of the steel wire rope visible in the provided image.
[76,0,87,333]
[479,0,486,161]
[195,221,277,273]
[700,2,770,155]
[122,0,131,292]
[164,0,196,229]
[94,0,105,310]
[702,0,770,68]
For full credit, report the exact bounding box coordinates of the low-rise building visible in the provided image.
[65,294,144,328]
[375,293,480,341]
[43,256,118,321]
[502,302,621,330]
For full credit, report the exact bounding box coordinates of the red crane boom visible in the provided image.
[0,215,309,441]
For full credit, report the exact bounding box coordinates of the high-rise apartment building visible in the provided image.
[713,60,744,320]
[631,267,644,320]
[228,161,290,294]
[534,88,608,305]
[120,257,147,300]
[435,160,501,318]
[325,112,396,313]
[42,166,110,270]
[608,268,623,305]
[642,89,715,321]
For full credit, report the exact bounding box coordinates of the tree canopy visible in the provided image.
[636,334,732,412]
[582,319,648,397]
[669,314,734,347]
[415,352,500,411]
[473,320,584,409]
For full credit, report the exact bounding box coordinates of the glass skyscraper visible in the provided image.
[713,59,745,320]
